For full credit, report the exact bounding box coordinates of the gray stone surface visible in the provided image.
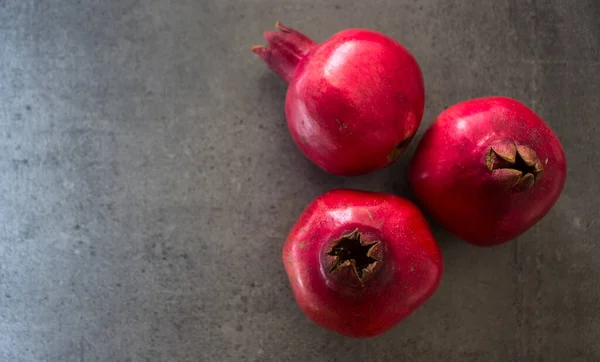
[0,0,598,361]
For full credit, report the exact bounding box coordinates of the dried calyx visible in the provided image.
[485,140,544,192]
[325,229,381,284]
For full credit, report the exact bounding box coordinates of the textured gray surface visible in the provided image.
[0,0,598,361]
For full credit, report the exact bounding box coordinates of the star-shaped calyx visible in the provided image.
[485,140,545,192]
[325,229,381,283]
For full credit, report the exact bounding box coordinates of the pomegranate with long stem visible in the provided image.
[252,22,425,176]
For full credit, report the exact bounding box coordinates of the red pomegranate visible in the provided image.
[252,22,425,176]
[282,189,443,338]
[409,96,567,246]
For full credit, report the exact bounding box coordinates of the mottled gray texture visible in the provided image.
[0,0,598,361]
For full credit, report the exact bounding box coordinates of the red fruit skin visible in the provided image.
[253,23,425,176]
[409,96,567,247]
[282,189,443,338]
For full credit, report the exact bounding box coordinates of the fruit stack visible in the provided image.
[251,22,566,338]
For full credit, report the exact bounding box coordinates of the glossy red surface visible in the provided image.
[409,96,567,246]
[253,24,425,176]
[282,189,443,338]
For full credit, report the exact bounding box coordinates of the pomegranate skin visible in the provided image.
[253,23,425,176]
[282,189,443,338]
[409,96,567,247]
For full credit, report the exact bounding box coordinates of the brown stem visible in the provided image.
[387,135,414,162]
[485,139,544,192]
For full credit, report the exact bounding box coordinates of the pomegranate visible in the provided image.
[252,22,425,176]
[282,189,443,338]
[409,96,567,247]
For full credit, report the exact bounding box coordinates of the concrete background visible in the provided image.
[1,0,598,361]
